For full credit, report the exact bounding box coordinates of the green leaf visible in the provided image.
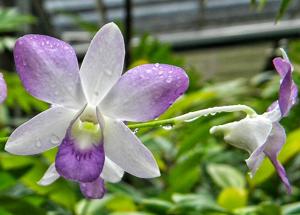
[276,0,292,21]
[170,194,226,214]
[140,198,173,214]
[0,171,16,190]
[257,202,281,215]
[217,187,248,211]
[105,194,137,212]
[0,196,46,215]
[207,163,246,188]
[110,213,155,215]
[167,147,203,193]
[283,202,300,215]
[0,153,34,169]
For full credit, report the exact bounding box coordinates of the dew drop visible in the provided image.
[35,139,42,148]
[155,63,160,67]
[105,69,112,76]
[158,70,163,75]
[210,112,216,116]
[168,70,173,74]
[176,82,181,87]
[50,135,60,145]
[184,117,199,122]
[166,77,172,83]
[133,128,139,134]
[162,125,173,130]
[146,69,151,73]
[76,154,81,161]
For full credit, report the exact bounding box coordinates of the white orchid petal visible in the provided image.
[210,116,272,154]
[38,163,60,186]
[5,107,76,155]
[103,117,160,178]
[80,23,125,105]
[100,157,124,183]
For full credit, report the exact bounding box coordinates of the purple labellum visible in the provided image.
[80,177,106,199]
[55,130,105,183]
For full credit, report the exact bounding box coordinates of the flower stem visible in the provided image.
[128,105,256,129]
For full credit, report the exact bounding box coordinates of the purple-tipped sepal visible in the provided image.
[273,56,298,117]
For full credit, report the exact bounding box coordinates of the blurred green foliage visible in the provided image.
[0,8,35,53]
[0,2,300,215]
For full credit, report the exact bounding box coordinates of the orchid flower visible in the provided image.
[210,49,298,193]
[4,23,189,199]
[0,73,7,103]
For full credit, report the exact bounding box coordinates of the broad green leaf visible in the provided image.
[251,128,300,186]
[283,202,300,215]
[170,193,226,214]
[167,147,203,193]
[0,208,12,215]
[0,196,46,215]
[110,213,155,215]
[140,198,173,214]
[217,187,248,210]
[0,171,16,190]
[105,194,137,212]
[257,202,281,215]
[207,163,246,188]
[0,153,34,169]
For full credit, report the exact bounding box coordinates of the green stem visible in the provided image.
[128,105,257,129]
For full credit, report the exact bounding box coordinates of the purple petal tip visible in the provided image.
[80,178,106,199]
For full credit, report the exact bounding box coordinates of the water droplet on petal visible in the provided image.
[50,135,60,145]
[158,70,163,75]
[146,69,151,73]
[105,69,112,76]
[184,117,199,122]
[155,63,160,67]
[166,77,172,83]
[133,128,139,134]
[162,125,173,130]
[35,139,42,148]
